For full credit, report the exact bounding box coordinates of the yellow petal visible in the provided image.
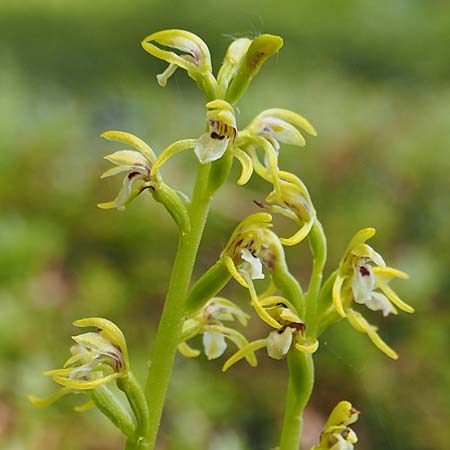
[347,310,398,360]
[151,139,197,176]
[246,280,282,329]
[224,256,248,288]
[97,201,116,210]
[204,324,257,366]
[232,148,253,185]
[222,339,267,372]
[366,327,399,360]
[332,274,347,317]
[295,338,319,354]
[73,318,128,359]
[52,373,120,390]
[28,387,73,407]
[74,400,95,412]
[141,29,211,72]
[256,109,317,136]
[101,131,156,162]
[373,266,410,281]
[206,99,234,112]
[178,342,201,358]
[280,218,314,246]
[346,228,376,253]
[377,283,414,314]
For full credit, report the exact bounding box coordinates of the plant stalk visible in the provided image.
[140,163,212,449]
[279,352,314,450]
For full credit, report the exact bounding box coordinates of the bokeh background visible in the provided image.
[1,0,449,449]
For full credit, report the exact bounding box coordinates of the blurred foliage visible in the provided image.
[0,1,449,449]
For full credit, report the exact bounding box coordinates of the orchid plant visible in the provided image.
[30,30,414,450]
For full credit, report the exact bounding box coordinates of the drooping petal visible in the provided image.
[203,331,227,360]
[222,339,268,372]
[204,324,257,366]
[232,147,253,185]
[240,248,264,280]
[332,274,348,317]
[294,338,319,354]
[377,281,415,313]
[28,387,74,407]
[347,310,398,360]
[280,219,315,246]
[351,264,376,304]
[224,255,249,288]
[178,342,201,358]
[194,132,230,164]
[97,172,147,211]
[245,276,282,329]
[51,372,120,390]
[267,328,293,359]
[365,292,397,317]
[73,400,96,412]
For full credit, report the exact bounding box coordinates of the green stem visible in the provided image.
[118,372,150,446]
[141,163,212,449]
[305,221,327,326]
[279,352,314,450]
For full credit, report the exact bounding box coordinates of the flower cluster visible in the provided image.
[29,318,130,412]
[311,401,360,450]
[43,318,129,390]
[178,297,256,366]
[332,228,414,359]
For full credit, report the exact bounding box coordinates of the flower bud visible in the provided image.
[226,34,283,104]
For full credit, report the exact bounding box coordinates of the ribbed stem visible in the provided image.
[279,352,314,450]
[140,163,212,449]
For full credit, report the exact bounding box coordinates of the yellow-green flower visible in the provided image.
[311,401,360,450]
[245,108,317,152]
[332,228,414,359]
[257,171,316,246]
[141,29,214,90]
[178,297,256,365]
[222,295,318,371]
[97,131,158,211]
[43,318,129,390]
[235,109,316,195]
[194,100,237,163]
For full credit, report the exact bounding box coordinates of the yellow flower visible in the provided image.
[42,318,129,390]
[235,108,316,195]
[97,131,158,211]
[141,29,215,93]
[332,228,414,359]
[311,401,360,450]
[222,295,318,371]
[257,172,316,246]
[178,297,256,366]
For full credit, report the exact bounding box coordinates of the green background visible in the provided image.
[0,1,448,449]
